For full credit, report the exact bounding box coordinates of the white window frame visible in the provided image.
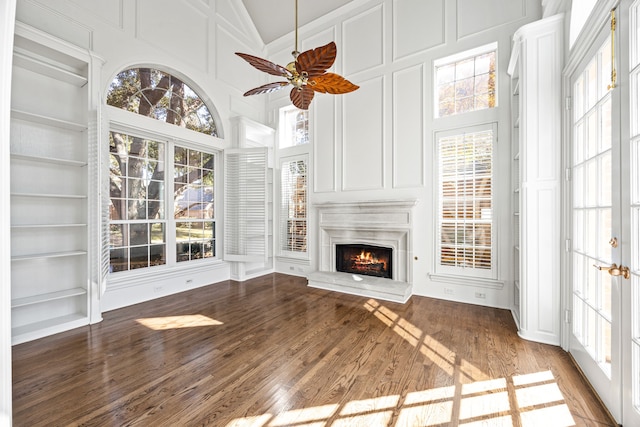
[279,106,310,148]
[434,123,497,280]
[278,154,309,259]
[434,42,498,119]
[107,106,222,276]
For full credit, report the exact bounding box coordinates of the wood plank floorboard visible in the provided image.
[12,273,615,426]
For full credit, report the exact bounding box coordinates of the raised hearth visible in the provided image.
[307,199,417,303]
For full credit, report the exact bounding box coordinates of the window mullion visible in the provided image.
[166,140,177,266]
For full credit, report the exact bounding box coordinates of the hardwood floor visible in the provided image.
[13,273,615,426]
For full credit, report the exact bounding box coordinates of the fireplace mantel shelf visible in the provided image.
[307,271,412,304]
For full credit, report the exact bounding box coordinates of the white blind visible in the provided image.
[224,147,268,262]
[280,157,307,254]
[92,102,110,298]
[438,129,493,273]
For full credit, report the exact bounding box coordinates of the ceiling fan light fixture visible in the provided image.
[235,0,359,110]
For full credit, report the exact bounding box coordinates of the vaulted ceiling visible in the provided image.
[240,0,357,44]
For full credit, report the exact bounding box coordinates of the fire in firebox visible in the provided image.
[336,244,392,279]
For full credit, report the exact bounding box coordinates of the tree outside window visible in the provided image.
[107,68,218,272]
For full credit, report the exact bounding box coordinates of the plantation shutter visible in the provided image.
[437,127,494,276]
[89,102,110,300]
[280,157,308,254]
[224,147,268,262]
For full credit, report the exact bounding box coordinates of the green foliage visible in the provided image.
[107,67,218,136]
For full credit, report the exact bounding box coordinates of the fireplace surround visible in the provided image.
[307,199,417,303]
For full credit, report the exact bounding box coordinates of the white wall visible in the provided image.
[268,0,543,310]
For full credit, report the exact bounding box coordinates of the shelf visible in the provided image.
[12,287,87,308]
[13,49,88,87]
[12,250,87,262]
[11,152,87,167]
[11,192,87,199]
[10,22,94,345]
[12,313,88,344]
[11,223,87,229]
[11,109,87,131]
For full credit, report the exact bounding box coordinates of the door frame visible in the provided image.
[562,0,625,423]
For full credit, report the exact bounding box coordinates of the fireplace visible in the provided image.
[336,244,392,278]
[307,199,418,304]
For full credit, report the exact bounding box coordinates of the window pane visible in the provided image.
[107,68,218,136]
[280,108,309,148]
[437,129,494,272]
[281,158,308,254]
[435,47,496,117]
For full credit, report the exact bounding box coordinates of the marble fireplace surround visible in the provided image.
[307,199,417,303]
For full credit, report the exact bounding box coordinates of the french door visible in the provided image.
[569,2,640,425]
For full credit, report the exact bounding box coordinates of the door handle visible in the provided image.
[593,263,630,280]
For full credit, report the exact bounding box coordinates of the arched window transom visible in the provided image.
[107,67,218,137]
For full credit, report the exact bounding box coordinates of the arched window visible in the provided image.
[107,67,218,136]
[106,67,220,273]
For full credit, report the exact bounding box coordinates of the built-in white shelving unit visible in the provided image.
[508,14,564,345]
[225,117,275,281]
[9,23,98,344]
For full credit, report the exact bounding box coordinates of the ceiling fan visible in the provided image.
[235,0,359,110]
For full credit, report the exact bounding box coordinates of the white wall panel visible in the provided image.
[217,25,263,93]
[137,0,208,71]
[343,4,384,76]
[229,95,261,122]
[16,0,92,50]
[313,95,336,193]
[457,0,526,39]
[68,0,123,28]
[215,0,255,41]
[393,64,424,188]
[302,28,337,62]
[193,0,210,9]
[343,76,384,191]
[393,0,444,60]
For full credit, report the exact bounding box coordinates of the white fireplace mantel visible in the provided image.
[308,199,418,303]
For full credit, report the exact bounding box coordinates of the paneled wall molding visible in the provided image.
[16,0,93,50]
[216,0,264,50]
[68,0,124,29]
[136,0,209,71]
[343,3,385,75]
[392,0,445,61]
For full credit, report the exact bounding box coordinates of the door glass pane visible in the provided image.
[572,35,613,378]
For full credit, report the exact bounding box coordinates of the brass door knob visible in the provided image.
[593,263,630,279]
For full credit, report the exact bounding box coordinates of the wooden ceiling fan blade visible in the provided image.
[235,52,290,77]
[310,73,359,94]
[243,82,290,96]
[295,41,337,77]
[290,86,315,110]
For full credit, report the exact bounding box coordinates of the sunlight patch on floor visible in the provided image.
[135,314,223,330]
[269,404,339,426]
[224,300,578,427]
